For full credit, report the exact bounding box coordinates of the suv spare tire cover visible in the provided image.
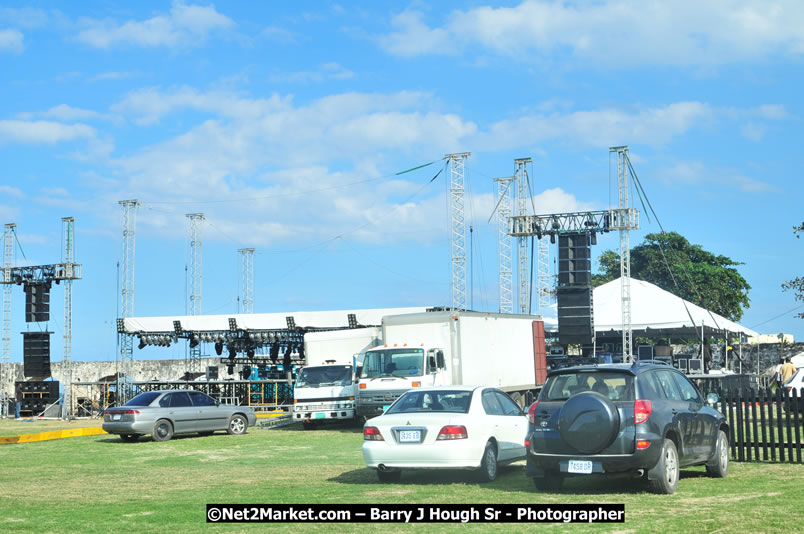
[558,391,621,454]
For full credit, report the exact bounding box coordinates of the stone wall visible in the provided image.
[1,357,227,398]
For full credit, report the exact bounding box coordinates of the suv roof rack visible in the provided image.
[631,359,672,368]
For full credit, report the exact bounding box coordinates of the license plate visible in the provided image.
[568,460,593,474]
[315,413,326,419]
[113,414,121,421]
[399,430,421,443]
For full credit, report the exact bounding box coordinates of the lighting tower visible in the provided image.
[61,217,76,418]
[610,146,639,362]
[118,200,139,403]
[494,176,514,314]
[515,158,532,314]
[445,152,470,311]
[187,213,205,373]
[1,223,14,416]
[239,248,255,314]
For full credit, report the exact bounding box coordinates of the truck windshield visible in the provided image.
[296,365,352,387]
[360,348,424,378]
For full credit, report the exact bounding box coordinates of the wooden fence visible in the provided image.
[717,387,803,464]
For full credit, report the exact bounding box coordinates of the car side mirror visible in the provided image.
[706,393,719,405]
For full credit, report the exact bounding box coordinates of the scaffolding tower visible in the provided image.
[61,217,77,418]
[494,176,515,314]
[515,158,532,314]
[118,200,139,402]
[1,224,14,417]
[446,152,470,311]
[187,213,205,373]
[239,248,255,314]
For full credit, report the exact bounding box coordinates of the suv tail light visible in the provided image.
[363,426,384,441]
[437,425,468,440]
[634,399,652,425]
[527,401,540,424]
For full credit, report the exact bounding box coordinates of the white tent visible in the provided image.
[592,278,758,338]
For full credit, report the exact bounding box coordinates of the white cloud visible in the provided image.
[656,161,779,193]
[475,102,714,149]
[0,28,23,53]
[18,104,103,122]
[269,63,355,84]
[0,120,95,144]
[379,1,804,66]
[0,185,25,198]
[76,1,233,49]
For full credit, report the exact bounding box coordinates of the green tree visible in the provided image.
[592,231,751,321]
[781,222,804,319]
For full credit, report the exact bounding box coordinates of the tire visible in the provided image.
[533,472,564,491]
[477,442,498,482]
[558,392,620,454]
[302,421,315,431]
[120,434,139,443]
[377,469,401,483]
[648,439,679,494]
[227,414,248,435]
[705,430,729,478]
[152,419,173,442]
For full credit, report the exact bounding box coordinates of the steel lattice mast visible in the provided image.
[118,200,139,403]
[239,248,255,314]
[1,223,14,417]
[187,213,205,373]
[446,152,470,311]
[515,158,532,314]
[537,238,550,310]
[611,146,636,362]
[494,176,515,314]
[61,217,76,418]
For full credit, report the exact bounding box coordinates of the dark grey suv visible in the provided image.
[525,361,729,494]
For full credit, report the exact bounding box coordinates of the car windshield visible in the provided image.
[385,390,472,414]
[124,391,161,406]
[296,365,352,387]
[360,348,424,378]
[542,372,634,402]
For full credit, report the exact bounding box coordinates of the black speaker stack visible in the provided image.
[24,281,51,323]
[23,331,52,378]
[15,380,60,414]
[557,232,594,346]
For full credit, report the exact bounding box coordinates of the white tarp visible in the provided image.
[123,307,429,334]
[592,278,758,338]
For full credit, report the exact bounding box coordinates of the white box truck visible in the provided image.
[293,326,381,429]
[356,310,547,420]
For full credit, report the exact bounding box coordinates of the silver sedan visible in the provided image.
[102,389,257,442]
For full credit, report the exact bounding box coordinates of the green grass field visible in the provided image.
[1,419,803,533]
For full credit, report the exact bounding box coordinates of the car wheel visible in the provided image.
[198,431,214,437]
[705,430,729,478]
[477,442,498,482]
[120,434,139,443]
[648,439,679,494]
[533,471,564,491]
[227,414,248,435]
[152,419,173,442]
[377,469,401,483]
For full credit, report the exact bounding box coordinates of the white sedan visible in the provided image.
[362,385,528,482]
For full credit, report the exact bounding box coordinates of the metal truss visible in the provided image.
[186,213,205,373]
[118,200,139,403]
[446,153,470,311]
[494,177,514,314]
[514,158,532,315]
[239,248,255,314]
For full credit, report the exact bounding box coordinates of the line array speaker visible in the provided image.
[24,282,51,323]
[23,332,52,378]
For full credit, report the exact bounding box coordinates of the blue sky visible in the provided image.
[1,1,802,363]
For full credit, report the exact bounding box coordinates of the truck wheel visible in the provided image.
[377,469,401,483]
[302,421,315,430]
[648,439,679,494]
[705,430,729,478]
[476,442,498,482]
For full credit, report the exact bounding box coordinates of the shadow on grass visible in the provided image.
[329,464,526,486]
[272,422,363,434]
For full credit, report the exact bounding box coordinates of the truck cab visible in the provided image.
[293,359,359,429]
[356,345,447,419]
